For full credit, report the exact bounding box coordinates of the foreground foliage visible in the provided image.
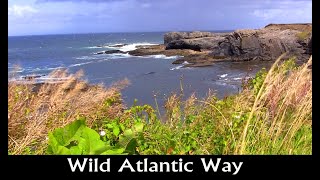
[9,55,312,155]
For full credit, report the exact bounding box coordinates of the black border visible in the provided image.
[4,155,315,177]
[3,0,318,178]
[2,0,9,158]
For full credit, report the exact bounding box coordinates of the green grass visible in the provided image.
[9,55,312,155]
[296,31,311,41]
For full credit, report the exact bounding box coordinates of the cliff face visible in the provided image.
[164,24,312,62]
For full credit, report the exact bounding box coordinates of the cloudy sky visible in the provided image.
[8,0,312,36]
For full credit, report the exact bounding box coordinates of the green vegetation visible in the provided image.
[9,55,312,155]
[296,31,311,41]
[47,118,144,155]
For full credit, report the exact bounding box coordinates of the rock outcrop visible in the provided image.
[164,23,312,65]
[95,50,125,55]
[128,44,205,57]
[164,31,214,44]
[92,24,312,68]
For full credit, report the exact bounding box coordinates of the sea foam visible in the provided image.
[69,61,94,67]
[118,43,158,52]
[145,54,182,59]
[170,65,184,71]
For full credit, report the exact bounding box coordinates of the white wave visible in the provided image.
[85,46,105,49]
[86,43,158,53]
[97,59,110,63]
[233,77,242,80]
[9,69,24,73]
[94,51,106,55]
[220,74,228,78]
[108,53,132,59]
[29,67,43,72]
[145,54,182,59]
[170,65,184,71]
[34,77,70,80]
[69,61,93,67]
[108,43,126,47]
[11,76,71,84]
[182,61,190,65]
[119,43,158,52]
[76,56,101,60]
[47,66,65,70]
[147,54,167,59]
[26,66,66,73]
[8,67,25,73]
[102,44,124,50]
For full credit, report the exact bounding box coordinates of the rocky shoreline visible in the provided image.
[97,23,312,67]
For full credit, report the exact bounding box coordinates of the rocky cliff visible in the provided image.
[96,24,312,67]
[164,23,312,64]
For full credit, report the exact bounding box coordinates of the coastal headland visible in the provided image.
[98,23,312,67]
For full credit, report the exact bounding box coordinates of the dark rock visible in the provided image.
[183,62,214,67]
[125,24,312,67]
[144,72,156,75]
[165,34,228,51]
[164,31,214,44]
[22,74,45,80]
[306,35,312,54]
[172,59,185,64]
[104,50,125,54]
[172,54,229,64]
[164,24,312,63]
[128,44,203,57]
[95,50,126,55]
[108,44,128,48]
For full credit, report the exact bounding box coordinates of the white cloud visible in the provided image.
[8,5,38,17]
[251,0,312,22]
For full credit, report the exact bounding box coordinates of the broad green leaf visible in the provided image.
[101,148,126,155]
[48,131,72,155]
[134,122,144,133]
[54,146,71,155]
[93,144,113,155]
[69,146,82,155]
[113,126,120,136]
[48,119,111,155]
[119,129,134,148]
[125,139,138,154]
[120,124,125,131]
[123,129,133,137]
[79,127,108,154]
[51,119,86,146]
[106,124,113,129]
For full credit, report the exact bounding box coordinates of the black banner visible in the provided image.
[3,155,315,177]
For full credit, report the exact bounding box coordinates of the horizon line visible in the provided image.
[8,29,236,37]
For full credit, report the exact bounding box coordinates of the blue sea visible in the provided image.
[8,32,272,109]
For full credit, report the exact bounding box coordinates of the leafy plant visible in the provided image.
[47,115,146,155]
[250,68,267,95]
[47,118,125,155]
[14,56,312,155]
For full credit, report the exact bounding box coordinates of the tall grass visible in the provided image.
[236,55,312,154]
[141,55,312,155]
[8,55,312,155]
[8,70,129,154]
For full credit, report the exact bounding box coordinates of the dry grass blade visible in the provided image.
[8,70,127,154]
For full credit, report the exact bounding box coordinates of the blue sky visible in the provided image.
[8,0,312,36]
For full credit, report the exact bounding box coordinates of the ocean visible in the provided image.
[8,32,272,110]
